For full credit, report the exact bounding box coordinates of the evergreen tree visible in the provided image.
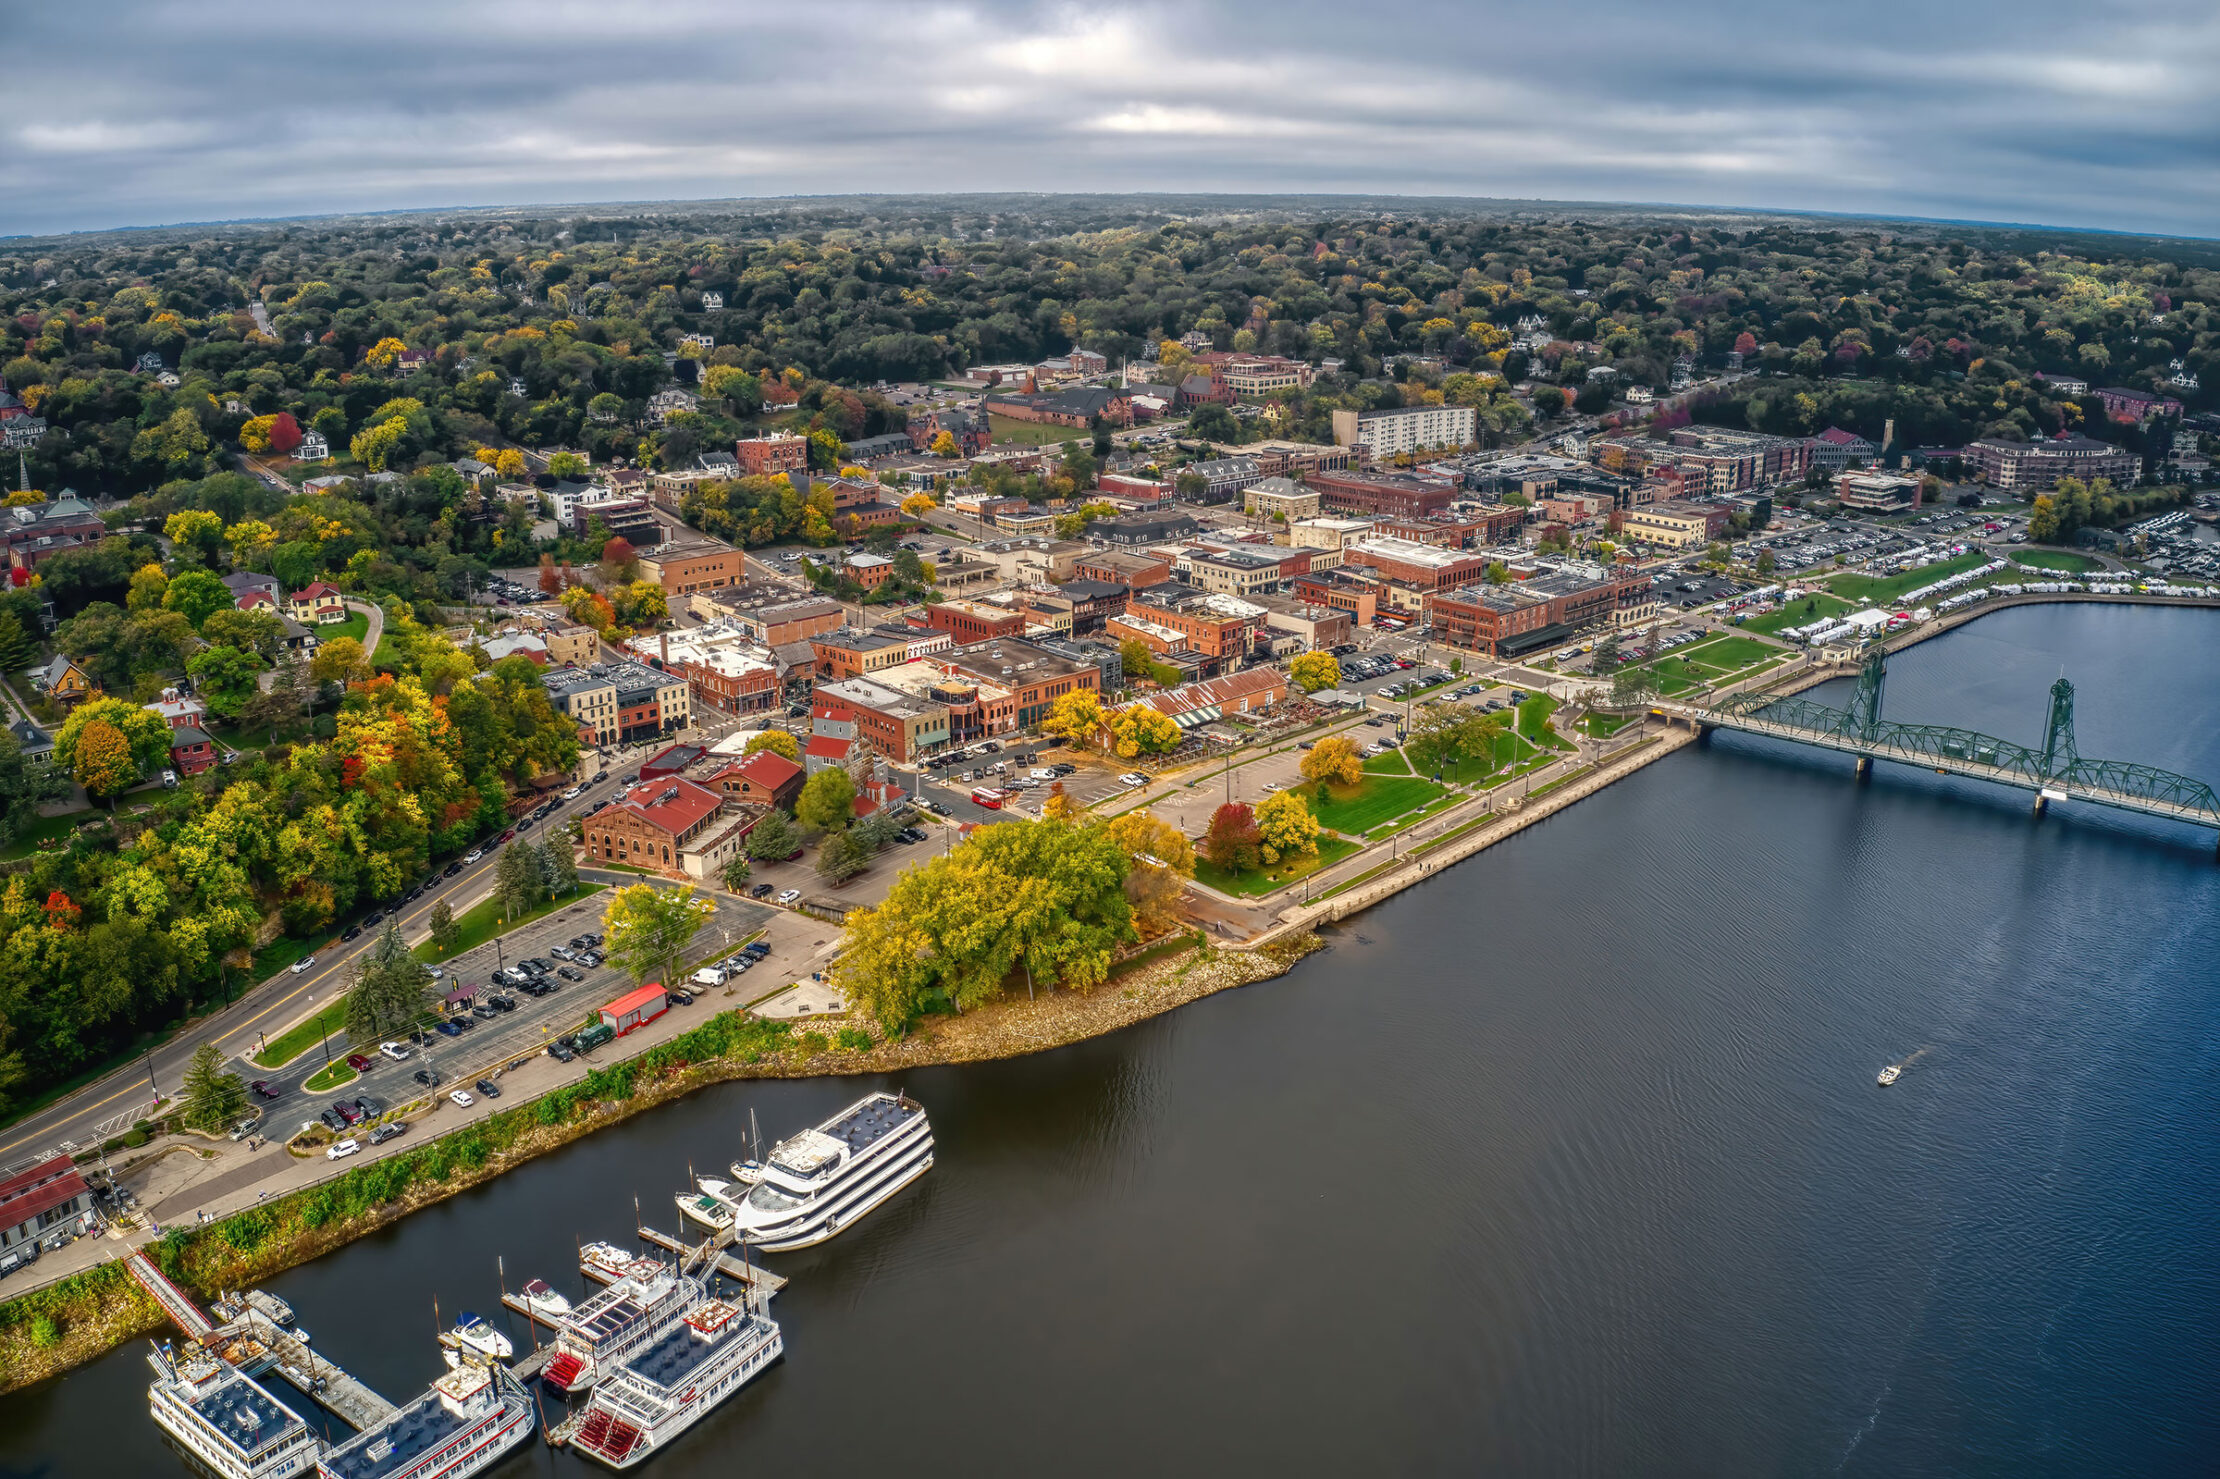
[494,842,537,921]
[542,838,579,897]
[180,1041,246,1133]
[427,898,460,955]
[745,809,800,861]
[720,853,751,891]
[344,923,429,1045]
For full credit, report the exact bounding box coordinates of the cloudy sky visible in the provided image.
[4,0,2217,239]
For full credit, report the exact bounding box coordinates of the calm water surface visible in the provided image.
[4,603,2218,1478]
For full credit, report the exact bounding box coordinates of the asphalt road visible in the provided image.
[0,764,628,1169]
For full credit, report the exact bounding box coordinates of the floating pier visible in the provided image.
[237,1309,398,1431]
[634,1223,787,1297]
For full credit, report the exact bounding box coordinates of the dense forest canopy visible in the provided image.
[2,198,2212,505]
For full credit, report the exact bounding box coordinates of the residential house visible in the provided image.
[287,582,347,625]
[32,654,97,706]
[146,689,207,731]
[170,725,218,776]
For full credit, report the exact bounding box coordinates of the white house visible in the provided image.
[295,431,331,462]
[700,291,724,311]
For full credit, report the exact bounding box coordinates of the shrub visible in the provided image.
[28,1315,59,1348]
[835,1027,872,1051]
[797,1031,830,1057]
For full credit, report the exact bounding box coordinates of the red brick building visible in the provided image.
[1305,470,1456,519]
[925,599,1027,645]
[735,433,808,476]
[704,749,805,812]
[581,776,728,877]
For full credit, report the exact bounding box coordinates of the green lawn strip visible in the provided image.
[1191,834,1361,898]
[1361,749,1413,775]
[1307,776,1445,835]
[0,808,99,860]
[253,999,351,1069]
[1827,551,1987,604]
[1526,765,1596,802]
[1315,859,1401,901]
[1740,593,1853,636]
[252,934,325,979]
[1585,712,1637,738]
[1673,634,1781,672]
[1106,931,1205,982]
[302,1061,358,1093]
[1516,694,1573,751]
[2010,549,2100,574]
[414,883,605,965]
[1409,811,1494,856]
[986,414,1091,447]
[320,612,371,646]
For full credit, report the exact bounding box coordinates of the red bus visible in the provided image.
[970,787,1008,809]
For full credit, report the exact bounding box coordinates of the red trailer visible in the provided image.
[599,983,670,1038]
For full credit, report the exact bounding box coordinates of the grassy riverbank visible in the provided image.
[0,932,1322,1396]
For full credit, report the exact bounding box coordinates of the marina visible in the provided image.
[722,1091,934,1252]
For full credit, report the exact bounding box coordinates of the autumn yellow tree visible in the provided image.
[1254,789,1321,866]
[900,491,937,516]
[930,430,959,458]
[1041,690,1107,748]
[71,718,138,799]
[1099,809,1195,936]
[1108,704,1181,759]
[164,509,224,561]
[225,519,277,570]
[237,414,280,452]
[363,337,408,369]
[310,636,371,686]
[1299,734,1364,788]
[742,730,801,762]
[1289,651,1341,693]
[126,562,169,613]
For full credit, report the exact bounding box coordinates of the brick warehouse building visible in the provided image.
[1303,470,1458,520]
[1427,565,1649,657]
[580,775,755,880]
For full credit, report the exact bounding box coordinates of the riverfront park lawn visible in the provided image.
[2011,549,2102,574]
[1192,834,1361,898]
[1626,633,1789,695]
[1308,775,1447,835]
[1826,551,1989,605]
[1739,593,1853,637]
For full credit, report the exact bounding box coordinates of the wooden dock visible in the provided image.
[237,1310,397,1432]
[634,1224,786,1297]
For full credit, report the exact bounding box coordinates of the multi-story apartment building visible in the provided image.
[1622,501,1731,548]
[1339,536,1489,593]
[809,626,917,681]
[812,676,951,762]
[1244,476,1320,521]
[1329,404,1477,457]
[1426,564,1649,657]
[735,432,809,475]
[1216,355,1316,396]
[1963,434,2138,490]
[1304,470,1457,519]
[637,535,743,596]
[543,665,618,746]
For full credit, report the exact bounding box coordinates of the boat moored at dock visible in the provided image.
[675,1182,738,1233]
[147,1343,322,1479]
[313,1362,533,1479]
[439,1312,514,1369]
[565,1295,784,1469]
[540,1261,699,1397]
[726,1092,932,1252]
[580,1242,641,1285]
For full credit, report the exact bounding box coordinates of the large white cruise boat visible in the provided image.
[724,1091,932,1252]
[567,1294,784,1469]
[147,1343,322,1479]
[313,1363,533,1479]
[540,1260,698,1397]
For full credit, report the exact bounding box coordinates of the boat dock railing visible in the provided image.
[633,1224,786,1297]
[235,1309,397,1432]
[124,1251,215,1342]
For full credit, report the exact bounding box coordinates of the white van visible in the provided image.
[691,964,730,988]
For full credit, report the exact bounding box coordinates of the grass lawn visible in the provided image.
[986,415,1092,448]
[1193,834,1361,897]
[414,883,605,965]
[302,1060,357,1093]
[1307,775,1446,835]
[1585,712,1638,738]
[1828,551,1988,604]
[2011,549,2101,574]
[253,999,350,1069]
[1740,593,1853,636]
[1361,749,1413,775]
[318,612,371,648]
[0,808,98,860]
[1517,694,1573,751]
[1626,633,1787,696]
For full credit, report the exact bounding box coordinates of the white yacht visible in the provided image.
[147,1343,322,1479]
[440,1311,514,1368]
[1878,1063,1901,1086]
[675,1181,738,1234]
[540,1262,699,1398]
[726,1092,932,1252]
[580,1242,641,1285]
[312,1362,534,1479]
[567,1295,784,1469]
[520,1279,571,1319]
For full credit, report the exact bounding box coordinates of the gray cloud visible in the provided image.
[3,0,2216,237]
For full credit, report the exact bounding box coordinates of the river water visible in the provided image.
[4,603,2217,1478]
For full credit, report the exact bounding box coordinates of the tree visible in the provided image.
[427,898,461,955]
[1300,735,1364,788]
[2028,494,2061,543]
[1611,665,1659,706]
[833,819,1134,1028]
[1041,690,1107,748]
[600,537,639,581]
[743,729,800,762]
[363,337,408,369]
[126,562,169,613]
[796,766,856,832]
[56,697,172,778]
[164,510,225,563]
[179,1042,246,1133]
[746,808,801,860]
[494,841,540,921]
[1100,808,1195,936]
[816,828,871,882]
[344,925,429,1046]
[547,451,589,480]
[720,853,752,891]
[542,838,579,898]
[310,636,371,687]
[930,430,959,458]
[203,606,286,663]
[1289,651,1341,693]
[1755,549,1777,575]
[1109,704,1181,758]
[601,882,715,985]
[159,568,232,632]
[1407,701,1503,776]
[0,725,65,845]
[0,610,30,673]
[560,584,614,632]
[186,645,268,720]
[1202,803,1264,873]
[1118,639,1157,684]
[66,717,136,798]
[610,580,669,629]
[265,412,303,455]
[1254,789,1320,866]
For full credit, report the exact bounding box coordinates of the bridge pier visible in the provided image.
[2033,793,2047,817]
[1854,755,1872,781]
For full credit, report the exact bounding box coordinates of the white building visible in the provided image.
[294,431,330,462]
[1329,404,1478,457]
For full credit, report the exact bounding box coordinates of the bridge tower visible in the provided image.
[1846,648,1887,777]
[2034,674,2079,817]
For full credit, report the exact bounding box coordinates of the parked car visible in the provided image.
[562,785,583,799]
[435,1020,465,1037]
[341,925,361,942]
[327,1139,360,1161]
[449,1089,475,1108]
[332,1100,364,1126]
[474,1079,501,1098]
[443,861,462,877]
[557,966,583,982]
[1120,773,1149,786]
[578,951,605,969]
[378,1041,411,1062]
[368,1123,406,1145]
[749,883,774,899]
[464,849,484,864]
[290,955,317,974]
[741,941,771,959]
[353,1094,387,1118]
[549,945,576,961]
[547,1042,575,1063]
[776,889,802,905]
[318,1107,348,1132]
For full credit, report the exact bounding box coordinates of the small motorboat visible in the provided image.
[580,1241,635,1283]
[727,1158,766,1186]
[1877,1064,1901,1086]
[440,1311,514,1368]
[520,1278,571,1318]
[677,1180,739,1232]
[291,1326,311,1344]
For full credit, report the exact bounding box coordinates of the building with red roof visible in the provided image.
[599,983,669,1037]
[704,749,805,812]
[579,775,756,880]
[1,1154,94,1253]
